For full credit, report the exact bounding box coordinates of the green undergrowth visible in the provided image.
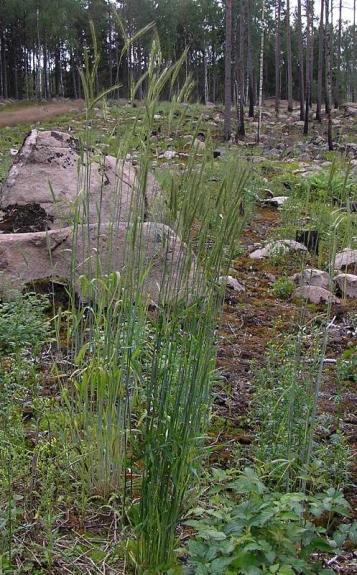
[184,467,356,575]
[251,336,352,493]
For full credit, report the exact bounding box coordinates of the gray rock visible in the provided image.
[334,249,357,271]
[249,240,307,260]
[219,275,245,292]
[293,286,340,305]
[161,150,177,160]
[292,268,330,289]
[334,274,357,299]
[262,196,289,207]
[0,223,199,303]
[1,130,163,228]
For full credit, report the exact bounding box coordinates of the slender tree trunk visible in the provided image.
[36,8,42,100]
[0,36,3,98]
[275,0,281,116]
[316,0,324,120]
[257,0,266,143]
[204,46,209,104]
[354,0,357,101]
[286,0,293,111]
[108,10,113,87]
[309,0,314,108]
[297,0,305,120]
[247,0,254,117]
[325,0,333,150]
[71,52,77,99]
[2,34,8,99]
[224,0,233,140]
[335,0,342,107]
[237,0,246,137]
[304,0,312,134]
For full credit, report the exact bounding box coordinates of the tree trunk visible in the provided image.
[304,0,312,134]
[257,0,266,143]
[353,0,356,102]
[316,0,324,121]
[325,0,333,150]
[0,35,3,98]
[224,0,233,140]
[286,0,293,112]
[297,0,305,120]
[237,0,246,137]
[247,0,254,117]
[309,0,314,108]
[275,0,281,116]
[335,0,342,107]
[204,46,209,105]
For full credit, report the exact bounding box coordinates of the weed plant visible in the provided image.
[276,163,356,264]
[53,31,252,574]
[251,335,351,493]
[185,467,354,575]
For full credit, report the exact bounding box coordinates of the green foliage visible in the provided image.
[0,293,51,354]
[301,167,357,205]
[251,337,351,492]
[271,277,295,300]
[337,346,357,383]
[186,468,352,575]
[276,165,357,264]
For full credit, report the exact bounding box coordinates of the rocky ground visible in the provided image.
[0,98,356,573]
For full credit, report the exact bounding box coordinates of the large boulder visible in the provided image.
[292,268,330,289]
[0,130,204,303]
[334,274,357,299]
[0,130,162,229]
[0,223,199,303]
[334,249,357,273]
[293,286,340,305]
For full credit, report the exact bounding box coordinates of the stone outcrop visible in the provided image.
[0,130,162,229]
[0,130,199,302]
[0,223,198,303]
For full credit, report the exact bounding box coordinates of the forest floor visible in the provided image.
[0,99,356,574]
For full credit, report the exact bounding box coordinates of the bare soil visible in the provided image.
[0,99,84,127]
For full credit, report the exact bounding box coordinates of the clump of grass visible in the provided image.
[251,334,351,493]
[56,30,252,574]
[271,277,295,299]
[0,293,50,355]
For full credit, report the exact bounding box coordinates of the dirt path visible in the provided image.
[0,100,84,128]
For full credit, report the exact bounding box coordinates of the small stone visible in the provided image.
[161,150,177,160]
[262,196,289,207]
[293,286,340,305]
[249,240,307,260]
[292,268,330,289]
[219,275,245,292]
[334,274,357,299]
[193,138,206,151]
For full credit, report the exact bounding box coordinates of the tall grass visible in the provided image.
[57,29,251,573]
